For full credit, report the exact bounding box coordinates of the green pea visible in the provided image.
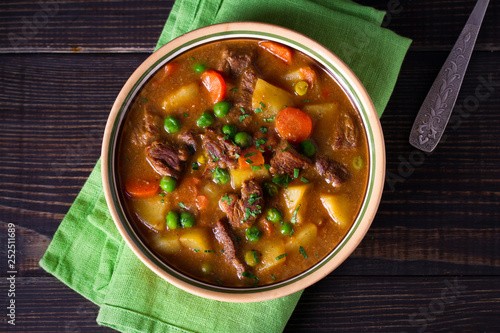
[353,156,364,170]
[300,139,316,157]
[166,211,181,229]
[193,63,206,74]
[234,132,252,148]
[222,124,237,139]
[266,208,283,223]
[197,111,214,127]
[180,211,195,228]
[164,116,181,134]
[213,167,230,184]
[160,176,177,192]
[280,223,293,236]
[246,226,262,242]
[201,262,212,274]
[263,182,279,197]
[213,101,231,118]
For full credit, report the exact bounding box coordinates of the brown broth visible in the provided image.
[117,39,368,287]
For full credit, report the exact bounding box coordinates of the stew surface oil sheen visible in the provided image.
[117,39,369,287]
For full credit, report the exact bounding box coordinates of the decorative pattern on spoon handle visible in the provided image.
[410,23,479,152]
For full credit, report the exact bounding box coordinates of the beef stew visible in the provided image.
[116,39,369,287]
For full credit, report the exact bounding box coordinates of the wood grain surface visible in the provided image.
[0,0,499,332]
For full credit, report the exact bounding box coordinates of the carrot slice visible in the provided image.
[261,219,273,235]
[275,107,313,144]
[238,147,265,169]
[201,70,226,104]
[259,41,293,64]
[299,67,316,86]
[196,195,209,210]
[125,178,160,198]
[151,62,178,87]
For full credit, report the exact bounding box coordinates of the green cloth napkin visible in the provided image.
[40,1,411,332]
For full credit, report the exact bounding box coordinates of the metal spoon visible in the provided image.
[409,0,489,152]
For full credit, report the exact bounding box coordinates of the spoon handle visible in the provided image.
[409,0,489,152]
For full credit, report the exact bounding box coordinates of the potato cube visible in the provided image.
[162,82,199,112]
[179,228,212,252]
[251,79,294,118]
[320,194,352,228]
[132,196,167,232]
[257,240,287,272]
[287,223,318,253]
[283,184,310,222]
[152,232,181,254]
[230,167,270,190]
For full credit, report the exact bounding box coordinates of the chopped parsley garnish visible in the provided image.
[140,98,148,102]
[242,271,259,281]
[183,112,189,117]
[254,107,263,113]
[230,88,238,92]
[216,279,223,285]
[270,274,276,281]
[273,174,292,188]
[204,250,216,253]
[253,251,259,264]
[302,99,310,103]
[251,165,261,171]
[291,204,301,224]
[264,164,271,170]
[299,246,308,258]
[244,152,257,158]
[161,199,164,203]
[282,145,291,152]
[239,114,251,122]
[247,193,262,205]
[178,202,186,209]
[193,249,200,252]
[192,162,199,171]
[293,168,300,178]
[259,126,268,134]
[240,107,246,113]
[245,158,253,164]
[243,207,252,222]
[220,249,225,253]
[221,194,233,204]
[275,253,288,261]
[234,153,240,159]
[300,177,310,183]
[263,116,275,123]
[158,193,165,197]
[260,101,266,108]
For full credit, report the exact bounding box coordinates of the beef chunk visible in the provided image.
[200,129,241,169]
[146,140,189,178]
[178,131,197,151]
[270,140,311,175]
[331,112,357,150]
[315,156,351,187]
[213,219,247,279]
[217,47,259,112]
[234,68,258,111]
[131,105,161,146]
[219,180,264,229]
[218,47,256,78]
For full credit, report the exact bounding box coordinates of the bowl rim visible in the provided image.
[102,21,385,303]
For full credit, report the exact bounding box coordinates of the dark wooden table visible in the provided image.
[1,0,499,332]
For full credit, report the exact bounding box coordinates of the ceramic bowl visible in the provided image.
[102,22,385,302]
